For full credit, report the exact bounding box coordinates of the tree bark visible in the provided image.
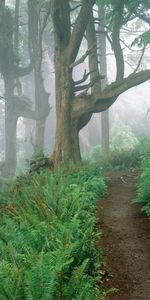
[4,107,18,176]
[98,5,109,157]
[101,110,109,156]
[51,1,150,166]
[29,0,49,156]
[4,77,18,176]
[35,118,45,155]
[54,50,73,163]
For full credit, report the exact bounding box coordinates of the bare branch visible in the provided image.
[72,69,150,118]
[69,45,95,69]
[132,46,146,74]
[86,7,101,93]
[70,4,82,12]
[14,94,51,120]
[74,70,93,85]
[68,0,95,64]
[124,60,135,70]
[112,1,124,81]
[74,76,99,92]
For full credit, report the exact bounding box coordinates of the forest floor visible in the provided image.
[97,170,150,300]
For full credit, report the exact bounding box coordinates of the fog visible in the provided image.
[0,1,150,174]
[0,43,150,171]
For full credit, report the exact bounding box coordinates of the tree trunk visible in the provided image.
[98,5,109,157]
[34,69,47,155]
[101,110,109,156]
[72,124,81,162]
[4,108,18,176]
[29,0,50,156]
[54,51,73,164]
[4,78,18,176]
[35,118,45,155]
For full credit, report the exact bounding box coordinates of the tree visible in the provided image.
[51,0,150,165]
[28,0,51,155]
[0,0,50,175]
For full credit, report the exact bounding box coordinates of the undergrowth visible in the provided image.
[87,139,150,171]
[0,164,110,299]
[134,154,150,216]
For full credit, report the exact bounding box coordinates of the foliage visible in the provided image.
[134,142,150,216]
[87,123,143,170]
[0,164,109,299]
[132,30,150,47]
[87,144,141,170]
[110,120,139,151]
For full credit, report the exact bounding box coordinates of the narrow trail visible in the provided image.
[97,170,150,300]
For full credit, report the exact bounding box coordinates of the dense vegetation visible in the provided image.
[88,137,147,171]
[0,165,110,299]
[135,149,150,216]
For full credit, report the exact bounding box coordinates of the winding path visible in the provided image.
[97,171,150,300]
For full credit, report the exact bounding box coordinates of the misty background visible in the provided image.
[0,1,150,174]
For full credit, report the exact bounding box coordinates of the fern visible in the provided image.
[0,164,107,299]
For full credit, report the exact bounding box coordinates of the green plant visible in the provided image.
[110,121,139,152]
[0,164,109,299]
[87,139,150,171]
[134,154,150,216]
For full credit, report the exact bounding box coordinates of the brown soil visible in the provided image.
[97,170,150,300]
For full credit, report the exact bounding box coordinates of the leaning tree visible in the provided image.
[51,0,150,165]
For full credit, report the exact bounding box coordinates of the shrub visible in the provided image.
[110,120,139,152]
[134,155,150,216]
[87,139,150,171]
[87,144,141,170]
[0,164,108,299]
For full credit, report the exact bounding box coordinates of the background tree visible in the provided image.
[0,0,51,175]
[51,0,150,165]
[98,4,109,157]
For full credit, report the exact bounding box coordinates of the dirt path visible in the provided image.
[97,170,150,300]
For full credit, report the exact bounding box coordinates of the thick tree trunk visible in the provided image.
[52,0,84,165]
[52,1,150,167]
[72,124,81,162]
[54,51,73,164]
